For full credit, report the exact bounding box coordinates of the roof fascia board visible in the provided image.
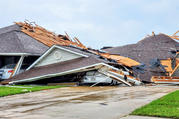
[99,63,119,71]
[55,45,88,58]
[10,63,119,84]
[10,63,105,84]
[26,45,88,70]
[0,53,30,56]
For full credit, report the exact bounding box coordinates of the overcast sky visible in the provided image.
[0,0,179,49]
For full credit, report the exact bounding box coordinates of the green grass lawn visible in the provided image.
[0,85,65,97]
[131,90,179,119]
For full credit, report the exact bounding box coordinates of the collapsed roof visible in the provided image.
[3,45,141,86]
[105,34,179,82]
[6,57,103,84]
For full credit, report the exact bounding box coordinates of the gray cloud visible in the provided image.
[0,0,179,49]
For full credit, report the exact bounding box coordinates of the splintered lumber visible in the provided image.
[160,59,173,74]
[15,22,87,49]
[151,76,179,84]
[98,70,132,86]
[93,52,140,67]
[169,30,179,40]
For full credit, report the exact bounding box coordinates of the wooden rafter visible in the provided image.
[15,22,87,49]
[169,30,179,40]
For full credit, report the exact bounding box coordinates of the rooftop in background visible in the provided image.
[105,33,179,82]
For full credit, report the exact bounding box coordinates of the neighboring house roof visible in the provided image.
[105,34,179,82]
[0,24,49,55]
[5,57,106,84]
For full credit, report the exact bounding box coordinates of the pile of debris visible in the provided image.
[105,33,179,83]
[0,21,143,86]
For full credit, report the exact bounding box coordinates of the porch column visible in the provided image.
[12,55,25,77]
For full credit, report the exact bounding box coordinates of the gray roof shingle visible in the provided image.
[4,56,103,83]
[0,24,49,55]
[105,34,179,82]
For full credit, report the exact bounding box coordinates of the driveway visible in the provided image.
[0,86,178,119]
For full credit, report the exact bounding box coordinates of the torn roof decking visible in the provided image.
[0,24,48,55]
[15,22,86,49]
[105,34,179,82]
[3,57,109,84]
[15,21,140,68]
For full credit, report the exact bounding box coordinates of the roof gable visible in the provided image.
[27,45,88,69]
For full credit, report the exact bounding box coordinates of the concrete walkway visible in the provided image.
[0,86,178,119]
[121,115,169,119]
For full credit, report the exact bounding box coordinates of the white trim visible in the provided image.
[99,70,132,86]
[0,53,30,56]
[10,63,106,84]
[26,45,88,70]
[154,82,179,84]
[12,55,25,76]
[108,71,141,85]
[55,45,88,58]
[100,63,119,71]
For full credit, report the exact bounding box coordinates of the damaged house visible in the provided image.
[0,21,143,86]
[3,45,142,86]
[105,33,179,83]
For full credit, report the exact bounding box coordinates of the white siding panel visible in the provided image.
[35,48,82,67]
